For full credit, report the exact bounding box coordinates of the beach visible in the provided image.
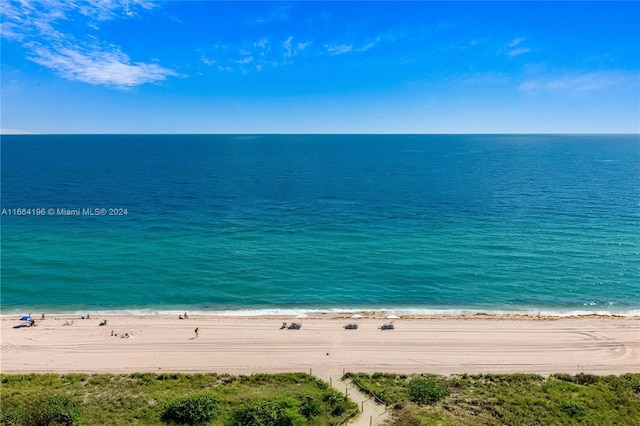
[2,314,638,375]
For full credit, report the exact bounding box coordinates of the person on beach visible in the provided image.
[194,327,199,338]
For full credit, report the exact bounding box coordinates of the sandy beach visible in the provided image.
[1,315,638,376]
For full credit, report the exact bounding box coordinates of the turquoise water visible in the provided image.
[1,134,638,315]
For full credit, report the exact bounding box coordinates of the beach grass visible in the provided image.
[2,372,639,425]
[348,372,640,425]
[0,372,356,425]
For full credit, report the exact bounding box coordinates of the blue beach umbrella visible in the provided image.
[19,316,33,322]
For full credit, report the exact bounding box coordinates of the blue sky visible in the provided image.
[1,1,639,134]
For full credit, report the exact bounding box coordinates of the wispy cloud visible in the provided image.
[254,3,291,24]
[1,0,176,88]
[255,38,270,49]
[504,37,531,58]
[283,36,293,59]
[507,47,531,58]
[81,0,155,20]
[357,36,381,52]
[234,55,254,65]
[507,38,525,48]
[203,35,311,72]
[28,40,177,87]
[0,128,37,135]
[519,70,637,94]
[325,44,353,55]
[324,33,386,56]
[297,41,312,51]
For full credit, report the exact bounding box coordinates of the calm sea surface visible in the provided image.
[1,134,638,315]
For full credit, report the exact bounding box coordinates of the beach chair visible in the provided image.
[344,323,358,330]
[379,322,394,330]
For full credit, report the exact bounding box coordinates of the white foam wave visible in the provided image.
[2,306,639,318]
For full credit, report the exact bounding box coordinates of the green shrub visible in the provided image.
[572,373,599,385]
[329,401,349,417]
[560,401,585,417]
[299,396,321,419]
[229,398,305,426]
[0,398,21,425]
[407,377,449,405]
[322,391,350,416]
[552,373,574,383]
[161,394,218,425]
[21,394,82,426]
[620,373,640,394]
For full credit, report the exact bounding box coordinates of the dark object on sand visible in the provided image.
[379,322,394,330]
[288,322,302,330]
[99,320,107,326]
[344,323,358,330]
[280,322,287,329]
[17,316,35,327]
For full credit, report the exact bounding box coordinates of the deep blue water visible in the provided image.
[1,134,638,315]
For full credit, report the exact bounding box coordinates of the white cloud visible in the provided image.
[518,71,637,94]
[201,56,215,66]
[297,41,312,51]
[75,0,156,22]
[507,47,531,57]
[204,35,313,72]
[27,41,177,87]
[0,128,36,135]
[1,0,175,88]
[234,55,254,65]
[324,34,384,56]
[502,37,531,58]
[325,44,353,55]
[357,38,379,52]
[283,36,293,58]
[508,37,525,48]
[255,38,269,49]
[254,4,291,24]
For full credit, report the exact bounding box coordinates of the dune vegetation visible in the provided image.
[0,373,356,426]
[1,372,639,425]
[348,372,640,425]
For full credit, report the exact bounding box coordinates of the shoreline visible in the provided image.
[2,314,638,375]
[3,312,640,321]
[2,307,639,319]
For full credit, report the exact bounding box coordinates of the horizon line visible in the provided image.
[2,132,639,136]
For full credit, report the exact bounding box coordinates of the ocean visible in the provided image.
[1,134,638,316]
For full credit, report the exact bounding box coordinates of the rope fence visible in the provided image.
[344,372,388,407]
[332,372,390,424]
